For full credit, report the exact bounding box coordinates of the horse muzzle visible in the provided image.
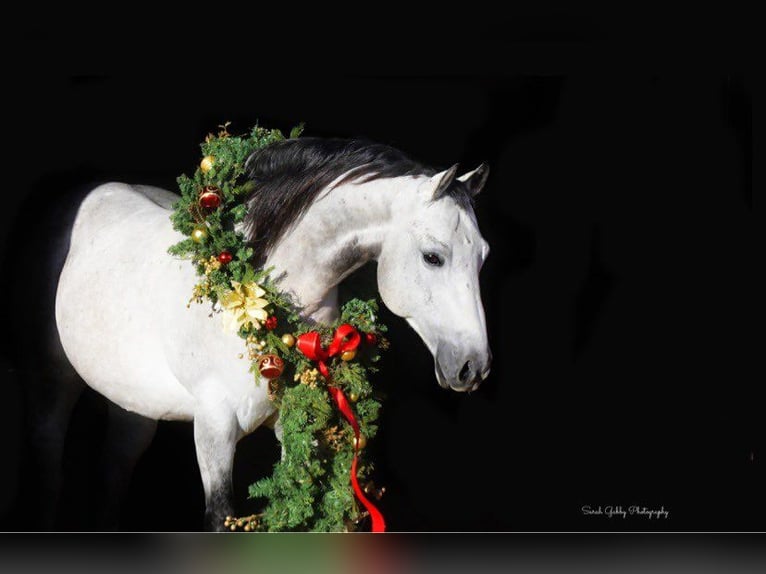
[435,346,492,392]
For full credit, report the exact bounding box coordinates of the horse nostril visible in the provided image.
[458,360,472,384]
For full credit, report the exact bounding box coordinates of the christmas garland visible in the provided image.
[168,124,387,532]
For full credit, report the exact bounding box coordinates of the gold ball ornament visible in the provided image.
[341,349,356,362]
[200,155,214,173]
[353,434,367,450]
[281,334,295,347]
[191,225,208,243]
[348,391,359,403]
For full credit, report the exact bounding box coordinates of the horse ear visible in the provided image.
[457,162,490,196]
[431,163,459,200]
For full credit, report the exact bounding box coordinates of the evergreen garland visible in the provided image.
[168,124,387,532]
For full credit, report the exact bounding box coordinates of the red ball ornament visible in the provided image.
[364,332,378,346]
[264,316,278,331]
[199,185,222,209]
[258,354,284,379]
[218,251,233,265]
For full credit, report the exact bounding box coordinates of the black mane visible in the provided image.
[243,137,472,264]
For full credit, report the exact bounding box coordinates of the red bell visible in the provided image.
[199,185,222,209]
[258,354,284,379]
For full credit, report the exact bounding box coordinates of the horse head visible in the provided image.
[376,163,491,391]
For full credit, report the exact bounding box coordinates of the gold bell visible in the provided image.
[353,434,367,450]
[200,155,214,173]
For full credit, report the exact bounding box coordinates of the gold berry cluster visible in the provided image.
[224,514,260,532]
[187,282,209,307]
[202,255,221,275]
[295,367,320,388]
[246,334,268,358]
[323,425,346,451]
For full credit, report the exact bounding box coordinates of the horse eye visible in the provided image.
[423,252,444,267]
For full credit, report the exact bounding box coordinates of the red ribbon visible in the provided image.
[296,323,360,379]
[296,324,386,533]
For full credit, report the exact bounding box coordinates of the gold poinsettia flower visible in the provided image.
[220,281,269,333]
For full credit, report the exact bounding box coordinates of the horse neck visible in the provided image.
[262,176,407,324]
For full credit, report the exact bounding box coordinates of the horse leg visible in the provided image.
[24,370,84,529]
[97,403,158,530]
[193,406,238,531]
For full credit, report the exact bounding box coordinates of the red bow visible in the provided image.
[296,323,360,379]
[296,324,386,533]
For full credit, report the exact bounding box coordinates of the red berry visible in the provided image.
[265,316,278,331]
[218,251,233,265]
[364,332,377,345]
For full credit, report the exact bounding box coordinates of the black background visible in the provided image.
[0,66,755,534]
